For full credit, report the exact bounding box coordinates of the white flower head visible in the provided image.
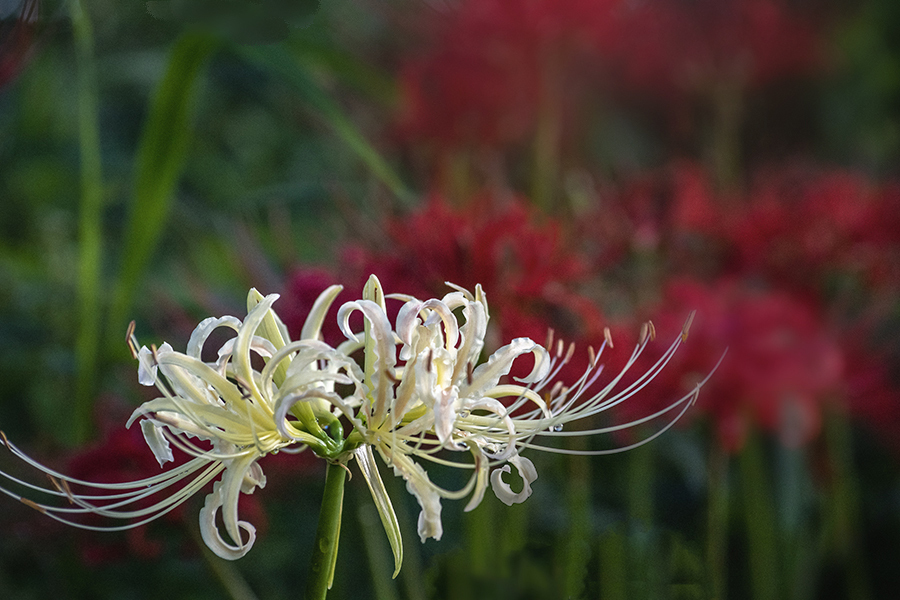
[333,276,716,577]
[0,286,358,560]
[0,275,715,578]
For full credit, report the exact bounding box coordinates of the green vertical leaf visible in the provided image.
[71,0,104,445]
[236,44,411,203]
[107,32,218,345]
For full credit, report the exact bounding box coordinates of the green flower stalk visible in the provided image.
[0,275,715,582]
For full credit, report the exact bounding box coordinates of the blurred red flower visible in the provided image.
[283,192,609,389]
[724,167,900,293]
[397,0,620,148]
[344,193,606,342]
[618,278,844,452]
[614,0,820,96]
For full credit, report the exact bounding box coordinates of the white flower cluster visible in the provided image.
[0,275,709,576]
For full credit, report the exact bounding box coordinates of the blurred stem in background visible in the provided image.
[358,501,400,600]
[599,525,628,600]
[559,439,592,599]
[706,444,730,599]
[739,431,780,600]
[532,48,563,214]
[824,410,870,600]
[381,465,427,600]
[71,0,104,445]
[707,80,743,191]
[628,444,663,598]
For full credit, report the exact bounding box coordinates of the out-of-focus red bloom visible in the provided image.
[618,278,844,452]
[0,0,39,89]
[397,0,619,148]
[282,193,609,390]
[724,168,900,293]
[842,340,900,453]
[606,160,725,250]
[342,193,606,343]
[614,0,819,97]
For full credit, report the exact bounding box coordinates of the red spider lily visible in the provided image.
[616,278,843,452]
[341,193,606,342]
[723,167,900,293]
[599,160,726,253]
[613,0,820,97]
[283,193,609,393]
[397,0,620,148]
[842,340,900,453]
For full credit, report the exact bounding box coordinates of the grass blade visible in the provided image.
[107,33,218,346]
[71,0,103,444]
[236,44,411,203]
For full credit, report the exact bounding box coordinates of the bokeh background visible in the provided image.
[1,0,899,598]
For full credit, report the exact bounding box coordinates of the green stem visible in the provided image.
[738,432,779,600]
[628,446,661,599]
[532,47,562,213]
[561,442,591,599]
[708,80,743,191]
[357,502,400,600]
[598,527,628,600]
[71,0,104,445]
[306,462,347,600]
[707,444,729,599]
[824,411,870,600]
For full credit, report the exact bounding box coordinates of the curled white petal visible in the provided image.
[199,456,264,560]
[490,454,538,507]
[199,482,256,560]
[186,316,241,360]
[466,338,544,397]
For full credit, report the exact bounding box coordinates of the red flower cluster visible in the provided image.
[343,193,606,344]
[582,160,900,450]
[613,0,820,96]
[397,0,619,148]
[722,168,900,293]
[283,193,609,388]
[623,279,844,452]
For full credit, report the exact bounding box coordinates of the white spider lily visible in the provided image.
[0,274,715,580]
[335,276,715,578]
[0,286,359,560]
